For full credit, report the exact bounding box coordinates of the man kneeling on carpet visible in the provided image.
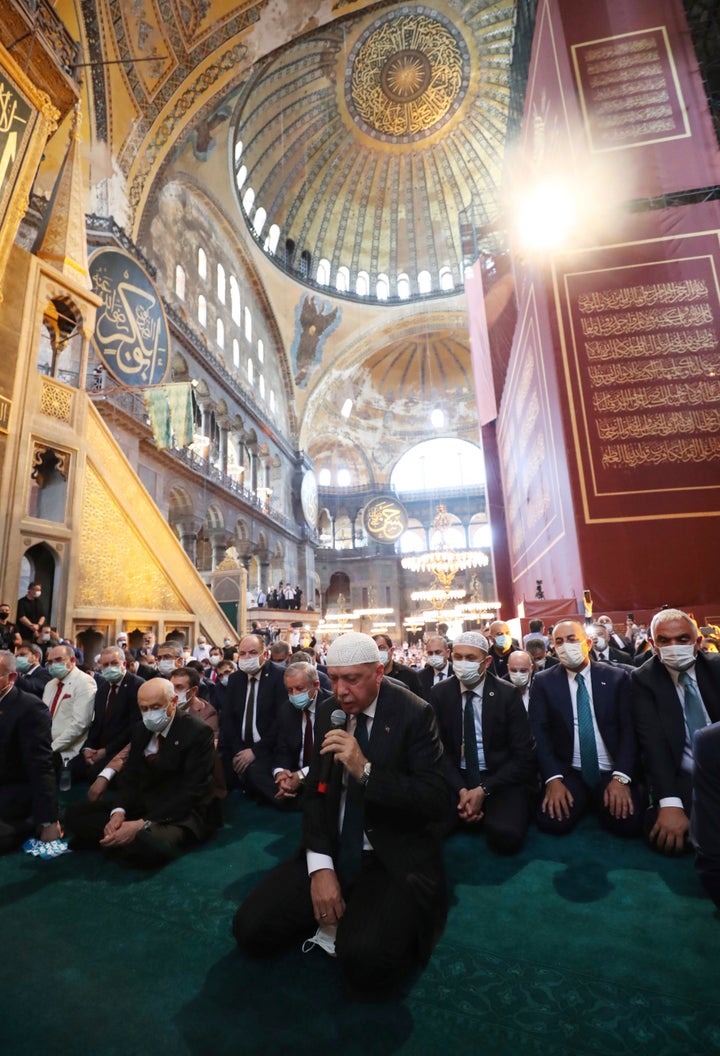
[64,678,217,867]
[233,631,448,995]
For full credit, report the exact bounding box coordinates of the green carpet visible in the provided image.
[0,793,717,1056]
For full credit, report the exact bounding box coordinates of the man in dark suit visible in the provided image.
[271,661,331,808]
[71,646,143,782]
[64,677,216,866]
[691,722,720,908]
[0,651,61,853]
[233,632,448,995]
[589,624,632,666]
[431,632,536,853]
[14,643,52,699]
[529,620,643,836]
[417,635,453,702]
[631,608,720,854]
[372,633,424,697]
[218,633,287,802]
[486,620,520,679]
[525,635,559,670]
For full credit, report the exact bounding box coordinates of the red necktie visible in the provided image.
[302,711,314,767]
[50,681,64,718]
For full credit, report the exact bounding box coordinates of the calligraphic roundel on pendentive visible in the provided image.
[363,496,408,543]
[89,248,170,386]
[300,470,319,530]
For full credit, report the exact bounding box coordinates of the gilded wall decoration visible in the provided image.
[347,10,469,142]
[40,378,73,422]
[77,462,185,611]
[290,294,341,387]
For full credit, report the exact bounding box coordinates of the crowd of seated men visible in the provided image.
[1,607,718,910]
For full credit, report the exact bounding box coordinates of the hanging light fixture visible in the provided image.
[401,503,488,594]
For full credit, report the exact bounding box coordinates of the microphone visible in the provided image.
[317,708,347,794]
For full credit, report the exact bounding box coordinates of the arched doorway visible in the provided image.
[20,543,57,629]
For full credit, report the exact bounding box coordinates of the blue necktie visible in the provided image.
[678,670,708,742]
[576,672,600,787]
[463,692,481,788]
[337,713,369,885]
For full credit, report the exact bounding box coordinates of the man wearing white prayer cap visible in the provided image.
[233,630,448,995]
[430,630,536,853]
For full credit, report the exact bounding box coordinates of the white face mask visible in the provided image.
[238,657,262,675]
[209,655,220,667]
[509,670,530,687]
[555,642,587,669]
[453,660,483,687]
[534,658,546,669]
[658,644,696,671]
[157,659,176,676]
[175,691,189,709]
[377,650,389,665]
[594,636,607,652]
[427,655,445,670]
[142,707,172,733]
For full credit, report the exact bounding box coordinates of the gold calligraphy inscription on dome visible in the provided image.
[350,14,466,139]
[363,497,407,542]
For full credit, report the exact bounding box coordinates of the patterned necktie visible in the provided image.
[243,677,257,744]
[678,670,708,743]
[576,672,600,787]
[302,711,314,767]
[463,692,481,788]
[337,713,369,885]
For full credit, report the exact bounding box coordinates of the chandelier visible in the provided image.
[401,503,488,593]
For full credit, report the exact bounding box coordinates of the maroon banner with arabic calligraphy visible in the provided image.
[522,0,720,201]
[553,203,720,525]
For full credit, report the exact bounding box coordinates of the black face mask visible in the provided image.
[0,612,9,620]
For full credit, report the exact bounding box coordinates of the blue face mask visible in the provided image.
[48,662,69,681]
[377,650,389,666]
[290,690,312,710]
[15,656,31,673]
[494,634,511,650]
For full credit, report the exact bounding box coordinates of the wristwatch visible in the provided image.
[479,782,491,797]
[360,761,372,786]
[612,774,630,785]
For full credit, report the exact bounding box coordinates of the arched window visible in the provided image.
[244,306,252,342]
[216,318,224,349]
[397,273,410,299]
[356,271,369,296]
[439,266,454,291]
[242,186,255,214]
[257,338,264,363]
[337,468,351,487]
[390,437,485,492]
[247,358,254,384]
[259,374,265,399]
[236,164,247,191]
[233,338,240,368]
[197,294,207,327]
[253,206,267,236]
[418,270,432,294]
[230,276,240,324]
[234,139,243,163]
[299,249,312,279]
[318,468,331,486]
[197,247,207,280]
[264,224,280,253]
[175,264,185,300]
[270,390,276,412]
[336,266,350,293]
[376,273,389,300]
[217,263,226,303]
[316,258,331,285]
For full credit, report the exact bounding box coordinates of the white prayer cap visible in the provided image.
[454,631,489,652]
[326,632,381,667]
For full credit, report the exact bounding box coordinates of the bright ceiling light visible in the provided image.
[430,408,444,428]
[515,179,577,251]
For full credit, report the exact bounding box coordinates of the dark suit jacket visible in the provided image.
[529,661,638,781]
[302,679,447,954]
[116,712,216,840]
[430,673,536,796]
[219,661,287,763]
[691,721,720,908]
[0,685,58,825]
[488,643,521,679]
[16,664,52,700]
[83,673,143,757]
[274,687,332,773]
[631,652,720,800]
[418,663,453,703]
[386,661,423,698]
